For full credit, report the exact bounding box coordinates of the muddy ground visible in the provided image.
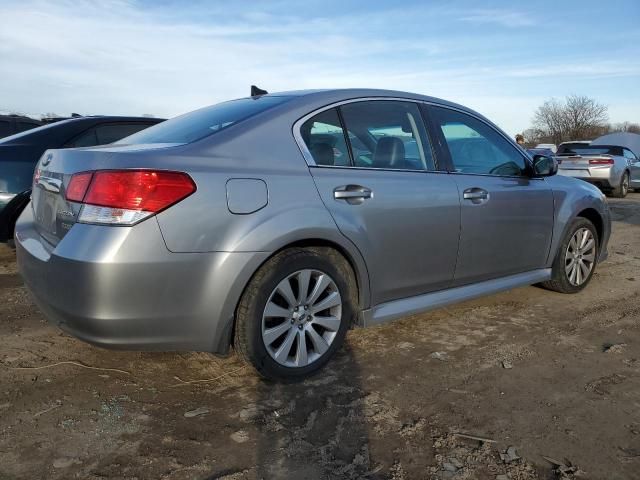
[1,193,639,480]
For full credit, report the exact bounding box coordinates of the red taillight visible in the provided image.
[66,170,196,225]
[66,172,94,202]
[588,158,614,165]
[83,170,195,212]
[66,170,195,211]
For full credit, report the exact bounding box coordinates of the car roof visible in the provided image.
[259,88,473,112]
[238,88,498,134]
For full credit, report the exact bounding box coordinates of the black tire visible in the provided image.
[234,247,356,382]
[611,171,629,198]
[541,217,599,294]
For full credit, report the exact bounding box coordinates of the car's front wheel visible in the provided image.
[611,171,629,198]
[541,217,599,294]
[234,247,356,381]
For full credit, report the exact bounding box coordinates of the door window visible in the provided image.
[430,106,527,176]
[340,101,434,170]
[300,108,350,166]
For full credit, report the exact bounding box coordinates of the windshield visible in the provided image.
[117,96,292,145]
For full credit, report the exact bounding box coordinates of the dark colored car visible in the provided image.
[0,116,165,242]
[0,115,42,139]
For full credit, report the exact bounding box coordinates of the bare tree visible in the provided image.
[532,98,566,145]
[609,122,640,135]
[530,95,609,144]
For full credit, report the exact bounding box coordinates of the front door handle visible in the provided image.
[463,187,489,204]
[334,185,372,204]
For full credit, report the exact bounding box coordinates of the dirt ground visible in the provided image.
[1,194,639,480]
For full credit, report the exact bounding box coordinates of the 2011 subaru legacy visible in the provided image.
[15,89,611,381]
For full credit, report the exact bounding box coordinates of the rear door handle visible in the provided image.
[334,185,372,203]
[463,188,489,204]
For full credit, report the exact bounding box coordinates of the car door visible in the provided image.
[299,100,461,306]
[426,104,554,286]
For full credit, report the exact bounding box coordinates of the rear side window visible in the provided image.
[95,123,155,144]
[623,149,637,160]
[429,106,527,176]
[117,96,291,145]
[340,101,435,171]
[66,128,98,147]
[300,108,350,166]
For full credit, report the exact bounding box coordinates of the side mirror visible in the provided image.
[532,154,558,177]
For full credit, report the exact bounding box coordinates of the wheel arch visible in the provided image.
[0,190,31,243]
[576,207,604,248]
[217,235,371,355]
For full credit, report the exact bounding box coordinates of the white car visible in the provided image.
[557,143,638,197]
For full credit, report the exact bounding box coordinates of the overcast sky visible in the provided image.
[0,0,638,135]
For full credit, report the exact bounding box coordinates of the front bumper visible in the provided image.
[15,206,268,353]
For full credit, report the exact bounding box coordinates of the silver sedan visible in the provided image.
[16,89,611,380]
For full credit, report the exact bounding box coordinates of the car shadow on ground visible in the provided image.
[607,192,640,226]
[197,343,375,480]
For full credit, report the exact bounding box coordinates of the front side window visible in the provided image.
[300,108,350,166]
[117,96,291,145]
[340,101,434,170]
[429,106,527,176]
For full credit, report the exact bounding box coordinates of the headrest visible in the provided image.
[373,137,405,169]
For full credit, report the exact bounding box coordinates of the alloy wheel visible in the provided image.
[565,228,596,286]
[261,269,342,367]
[622,174,629,196]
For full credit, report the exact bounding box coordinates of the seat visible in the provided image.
[372,137,406,169]
[310,142,335,166]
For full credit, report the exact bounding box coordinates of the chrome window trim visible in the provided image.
[292,96,536,179]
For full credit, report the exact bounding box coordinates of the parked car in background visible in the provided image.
[556,144,637,197]
[0,115,42,139]
[591,132,640,192]
[0,116,165,242]
[535,143,557,153]
[15,89,611,381]
[557,140,591,156]
[527,147,555,159]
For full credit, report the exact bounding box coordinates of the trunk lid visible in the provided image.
[31,149,104,246]
[31,144,181,246]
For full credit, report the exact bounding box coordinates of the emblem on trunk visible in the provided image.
[42,153,52,166]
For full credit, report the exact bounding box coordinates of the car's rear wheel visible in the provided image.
[611,171,629,198]
[234,247,356,381]
[541,217,598,294]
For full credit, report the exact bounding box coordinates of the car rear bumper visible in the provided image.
[557,166,622,189]
[15,205,268,354]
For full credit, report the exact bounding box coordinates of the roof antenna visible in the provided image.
[251,85,268,97]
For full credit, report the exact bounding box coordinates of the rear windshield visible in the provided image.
[558,145,621,156]
[116,96,291,145]
[0,118,75,144]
